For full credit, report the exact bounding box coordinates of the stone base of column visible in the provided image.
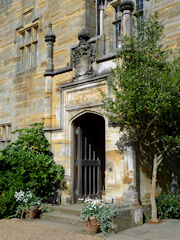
[123,185,139,203]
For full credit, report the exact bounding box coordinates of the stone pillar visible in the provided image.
[44,22,56,144]
[45,22,56,75]
[123,140,138,203]
[120,0,133,37]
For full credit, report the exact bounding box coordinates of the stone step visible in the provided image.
[41,211,84,226]
[47,204,83,215]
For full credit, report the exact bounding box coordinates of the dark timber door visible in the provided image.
[73,113,105,203]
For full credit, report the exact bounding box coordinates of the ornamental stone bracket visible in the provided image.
[72,29,96,81]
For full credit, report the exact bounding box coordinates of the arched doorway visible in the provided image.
[72,113,105,203]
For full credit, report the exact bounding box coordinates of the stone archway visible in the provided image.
[72,112,105,203]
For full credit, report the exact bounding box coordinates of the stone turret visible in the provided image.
[120,0,134,37]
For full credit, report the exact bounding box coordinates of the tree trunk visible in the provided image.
[151,154,158,222]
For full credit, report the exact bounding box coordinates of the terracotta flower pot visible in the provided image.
[84,217,99,234]
[24,208,39,220]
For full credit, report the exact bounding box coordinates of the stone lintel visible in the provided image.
[43,127,63,132]
[44,70,54,77]
[57,74,108,91]
[96,52,117,63]
[53,66,73,76]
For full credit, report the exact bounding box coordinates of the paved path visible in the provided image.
[32,218,180,240]
[1,218,179,240]
[105,219,180,240]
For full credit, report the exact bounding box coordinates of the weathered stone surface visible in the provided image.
[0,0,179,209]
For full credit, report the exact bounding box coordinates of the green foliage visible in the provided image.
[157,192,180,219]
[0,122,65,219]
[13,189,47,219]
[101,13,180,221]
[96,203,116,235]
[79,198,102,222]
[78,197,116,235]
[101,12,180,161]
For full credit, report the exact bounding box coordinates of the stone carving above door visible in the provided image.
[72,29,96,80]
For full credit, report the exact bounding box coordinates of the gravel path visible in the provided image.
[0,219,104,240]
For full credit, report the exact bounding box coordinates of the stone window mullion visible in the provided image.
[18,23,38,72]
[0,124,11,150]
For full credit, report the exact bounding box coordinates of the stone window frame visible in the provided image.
[0,124,11,150]
[18,23,38,72]
[112,1,122,50]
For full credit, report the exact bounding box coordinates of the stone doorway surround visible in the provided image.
[56,74,128,204]
[72,112,105,203]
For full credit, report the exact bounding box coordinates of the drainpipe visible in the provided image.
[96,0,98,36]
[99,0,105,35]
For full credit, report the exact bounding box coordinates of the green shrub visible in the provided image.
[0,122,65,219]
[157,191,180,219]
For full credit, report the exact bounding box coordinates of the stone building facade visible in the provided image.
[0,0,179,206]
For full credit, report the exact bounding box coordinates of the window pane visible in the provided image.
[2,126,6,140]
[28,29,32,42]
[136,0,143,11]
[34,27,38,41]
[137,13,144,38]
[115,5,122,21]
[114,5,122,49]
[20,48,25,71]
[7,125,11,139]
[21,33,25,45]
[33,43,38,67]
[115,22,122,49]
[28,46,32,68]
[1,141,5,150]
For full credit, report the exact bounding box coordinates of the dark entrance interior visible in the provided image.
[73,113,105,203]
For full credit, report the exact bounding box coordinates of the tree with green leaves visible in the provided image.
[0,122,66,218]
[101,13,180,222]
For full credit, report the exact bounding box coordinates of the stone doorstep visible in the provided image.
[41,204,83,226]
[46,203,83,215]
[41,203,143,233]
[41,211,84,226]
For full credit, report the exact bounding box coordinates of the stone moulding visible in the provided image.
[58,74,108,131]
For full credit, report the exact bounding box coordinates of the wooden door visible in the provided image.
[73,113,105,202]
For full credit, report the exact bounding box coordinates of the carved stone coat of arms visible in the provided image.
[73,29,96,79]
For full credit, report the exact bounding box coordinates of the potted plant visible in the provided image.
[14,189,47,220]
[78,197,116,235]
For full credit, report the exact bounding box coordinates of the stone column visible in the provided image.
[45,22,56,75]
[120,0,133,37]
[44,22,56,144]
[123,140,138,203]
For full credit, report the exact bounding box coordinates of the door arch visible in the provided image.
[72,112,105,203]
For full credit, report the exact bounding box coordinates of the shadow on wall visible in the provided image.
[136,144,180,194]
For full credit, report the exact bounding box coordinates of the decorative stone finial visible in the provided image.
[44,22,56,75]
[120,0,134,12]
[45,22,56,43]
[78,29,90,43]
